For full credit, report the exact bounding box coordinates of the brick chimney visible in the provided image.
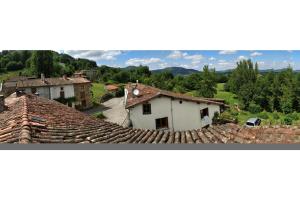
[0,95,4,112]
[41,73,45,82]
[63,74,68,80]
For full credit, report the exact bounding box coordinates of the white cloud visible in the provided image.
[209,57,216,61]
[219,50,237,55]
[250,51,263,57]
[125,57,162,66]
[237,55,247,60]
[64,50,123,61]
[167,51,204,66]
[167,50,186,59]
[183,54,204,66]
[257,61,265,66]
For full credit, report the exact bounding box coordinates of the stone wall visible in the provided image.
[74,83,93,110]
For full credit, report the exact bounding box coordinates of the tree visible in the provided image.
[196,65,217,98]
[6,61,24,71]
[31,50,54,77]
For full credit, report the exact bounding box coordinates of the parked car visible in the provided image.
[245,118,261,127]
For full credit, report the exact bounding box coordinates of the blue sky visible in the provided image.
[59,50,300,71]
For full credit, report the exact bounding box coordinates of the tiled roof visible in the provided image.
[1,93,300,144]
[16,77,90,88]
[125,83,227,108]
[105,84,119,91]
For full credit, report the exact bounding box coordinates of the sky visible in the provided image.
[59,50,300,71]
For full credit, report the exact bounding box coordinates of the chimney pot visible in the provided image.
[41,73,45,82]
[0,95,5,112]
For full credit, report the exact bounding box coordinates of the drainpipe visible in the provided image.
[170,98,175,132]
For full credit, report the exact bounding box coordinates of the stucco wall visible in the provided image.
[130,97,173,130]
[171,99,220,131]
[129,96,220,131]
[24,87,50,99]
[49,85,74,99]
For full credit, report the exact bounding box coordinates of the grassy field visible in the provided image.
[91,83,106,104]
[214,83,239,105]
[0,70,23,82]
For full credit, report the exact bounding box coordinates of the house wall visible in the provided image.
[130,97,173,130]
[23,87,50,99]
[129,97,220,131]
[49,85,74,99]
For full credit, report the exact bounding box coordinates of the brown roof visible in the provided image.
[106,84,119,91]
[1,93,300,144]
[125,83,227,108]
[16,77,90,88]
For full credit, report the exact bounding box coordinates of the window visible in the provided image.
[155,117,169,129]
[60,91,65,98]
[143,103,151,114]
[179,100,182,104]
[60,87,64,90]
[200,108,209,119]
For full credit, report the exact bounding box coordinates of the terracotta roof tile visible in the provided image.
[105,84,119,91]
[16,77,90,88]
[125,83,227,108]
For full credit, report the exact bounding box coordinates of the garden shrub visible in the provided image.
[93,112,106,119]
[257,111,269,119]
[100,92,114,102]
[287,112,299,121]
[282,116,293,125]
[248,102,262,114]
[272,111,280,120]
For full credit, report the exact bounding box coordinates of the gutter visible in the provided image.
[170,98,175,132]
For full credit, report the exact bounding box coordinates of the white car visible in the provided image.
[246,118,261,127]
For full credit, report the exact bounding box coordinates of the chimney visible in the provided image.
[41,73,45,82]
[63,74,68,80]
[0,95,4,112]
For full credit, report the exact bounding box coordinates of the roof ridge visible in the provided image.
[19,96,32,144]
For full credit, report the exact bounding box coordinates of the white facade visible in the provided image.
[128,96,221,131]
[49,85,74,99]
[23,84,75,100]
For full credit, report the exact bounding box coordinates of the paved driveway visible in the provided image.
[84,97,129,126]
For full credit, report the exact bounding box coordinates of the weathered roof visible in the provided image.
[16,77,90,88]
[1,93,300,144]
[125,83,227,108]
[106,84,119,91]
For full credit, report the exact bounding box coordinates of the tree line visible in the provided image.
[225,59,300,113]
[0,50,97,77]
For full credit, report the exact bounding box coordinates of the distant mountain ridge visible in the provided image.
[151,67,199,76]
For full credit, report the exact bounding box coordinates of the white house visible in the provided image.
[15,74,92,109]
[125,83,227,131]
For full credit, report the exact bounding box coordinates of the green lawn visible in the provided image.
[214,83,239,105]
[91,83,106,104]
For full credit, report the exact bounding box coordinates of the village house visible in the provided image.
[125,83,228,131]
[0,92,299,144]
[2,74,92,110]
